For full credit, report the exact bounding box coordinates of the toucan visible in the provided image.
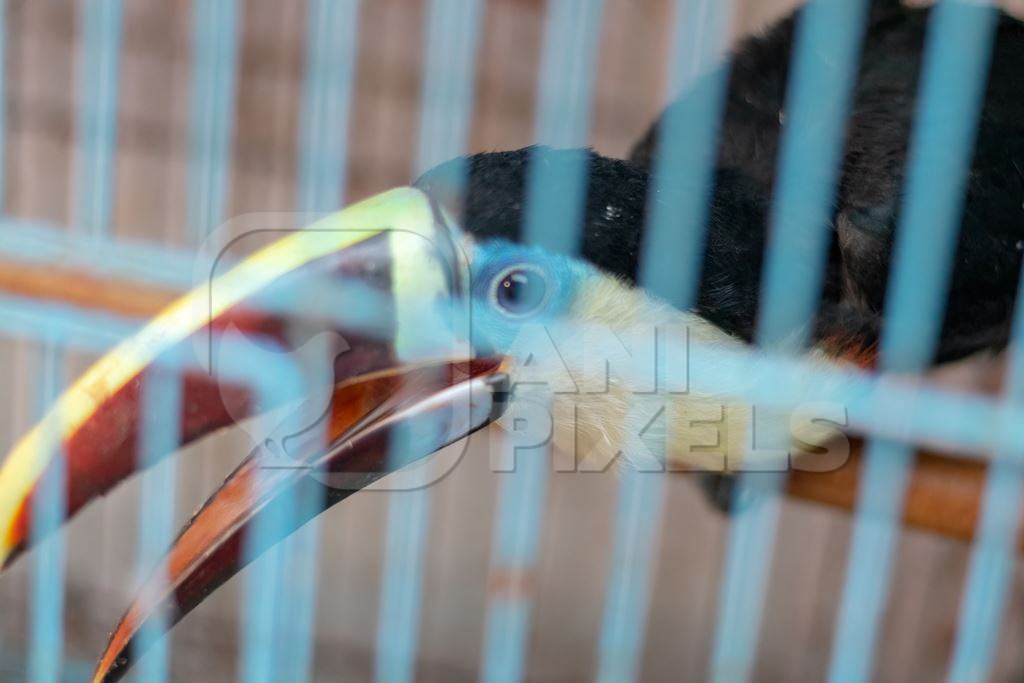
[0,0,1020,681]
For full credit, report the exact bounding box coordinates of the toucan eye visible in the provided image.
[491,265,549,317]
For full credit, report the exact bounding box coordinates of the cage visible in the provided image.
[0,0,1022,682]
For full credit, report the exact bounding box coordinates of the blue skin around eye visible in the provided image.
[464,240,592,354]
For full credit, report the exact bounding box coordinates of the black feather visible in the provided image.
[417,0,1024,364]
[634,0,1024,362]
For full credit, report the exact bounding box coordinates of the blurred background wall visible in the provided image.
[0,1,1022,681]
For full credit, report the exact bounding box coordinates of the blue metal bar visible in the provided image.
[133,370,183,683]
[481,435,552,683]
[273,387,331,683]
[279,4,363,680]
[482,2,605,680]
[596,2,736,680]
[640,0,736,310]
[946,461,1024,683]
[229,355,311,683]
[275,519,321,683]
[594,467,666,683]
[521,0,606,255]
[710,1,872,680]
[946,458,1019,683]
[1,291,1020,466]
[0,295,140,347]
[531,0,605,151]
[73,0,124,239]
[374,2,483,680]
[27,343,66,683]
[296,0,361,215]
[757,0,870,350]
[228,329,334,683]
[192,7,292,677]
[709,476,784,683]
[187,0,241,246]
[828,437,909,682]
[240,485,295,683]
[946,251,1024,683]
[828,4,998,682]
[375,455,433,683]
[411,0,484,177]
[0,217,198,290]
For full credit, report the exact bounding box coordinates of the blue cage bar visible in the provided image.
[0,0,1019,681]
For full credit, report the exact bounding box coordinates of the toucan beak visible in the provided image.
[0,188,511,681]
[93,359,507,683]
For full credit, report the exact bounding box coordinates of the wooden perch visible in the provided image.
[0,257,1018,550]
[789,447,1021,551]
[790,350,1023,551]
[0,258,179,319]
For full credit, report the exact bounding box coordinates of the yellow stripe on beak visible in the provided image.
[0,187,437,565]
